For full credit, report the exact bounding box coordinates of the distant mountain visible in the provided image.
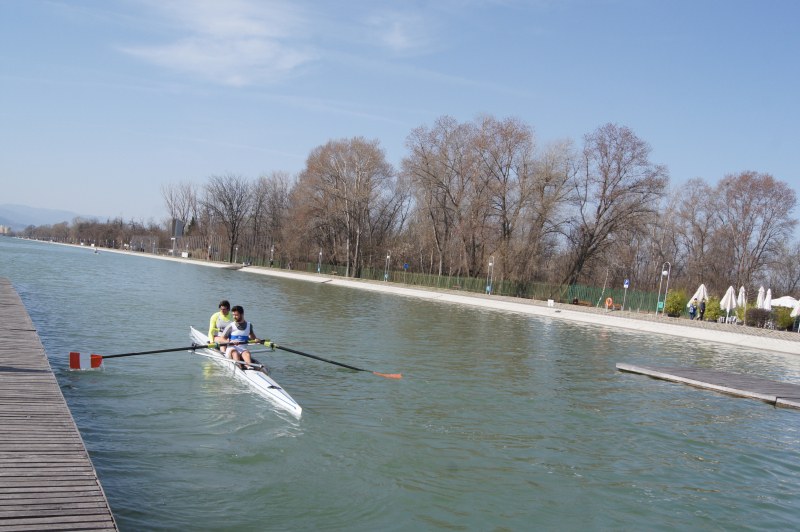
[0,204,94,231]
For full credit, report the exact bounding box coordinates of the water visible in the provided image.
[2,237,800,531]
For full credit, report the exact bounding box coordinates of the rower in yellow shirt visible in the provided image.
[208,300,234,348]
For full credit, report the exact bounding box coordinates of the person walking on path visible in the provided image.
[689,298,698,320]
[698,299,706,321]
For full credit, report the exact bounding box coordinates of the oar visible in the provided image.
[270,343,402,379]
[69,340,262,369]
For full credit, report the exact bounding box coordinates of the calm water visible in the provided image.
[2,238,800,531]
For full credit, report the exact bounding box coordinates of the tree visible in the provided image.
[473,115,536,281]
[671,178,717,288]
[402,116,488,277]
[293,137,396,277]
[250,171,291,264]
[202,174,253,263]
[161,182,198,234]
[710,171,797,289]
[561,123,669,286]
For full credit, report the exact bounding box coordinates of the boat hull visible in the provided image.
[190,327,302,418]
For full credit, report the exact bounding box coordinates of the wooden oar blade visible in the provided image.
[373,371,402,379]
[69,352,103,370]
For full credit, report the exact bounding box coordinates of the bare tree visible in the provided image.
[202,174,253,263]
[671,178,717,288]
[515,138,576,282]
[250,171,291,263]
[561,123,669,286]
[294,137,395,277]
[473,115,536,281]
[767,241,800,295]
[711,171,798,289]
[161,182,198,233]
[402,116,486,277]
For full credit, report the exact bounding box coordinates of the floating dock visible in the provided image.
[0,278,117,531]
[617,363,800,409]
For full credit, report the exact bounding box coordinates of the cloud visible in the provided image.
[120,0,316,86]
[363,10,438,55]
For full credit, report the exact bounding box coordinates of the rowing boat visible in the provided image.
[189,326,302,419]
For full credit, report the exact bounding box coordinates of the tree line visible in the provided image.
[20,115,800,301]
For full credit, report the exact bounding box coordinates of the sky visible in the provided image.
[1,0,798,223]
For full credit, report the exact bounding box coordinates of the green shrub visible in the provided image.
[665,289,687,317]
[704,297,722,322]
[774,307,795,331]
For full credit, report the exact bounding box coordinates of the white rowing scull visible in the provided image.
[189,326,302,419]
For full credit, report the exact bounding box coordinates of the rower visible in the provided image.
[208,300,233,350]
[221,305,262,370]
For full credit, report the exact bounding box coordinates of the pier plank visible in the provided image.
[617,362,800,409]
[0,278,117,530]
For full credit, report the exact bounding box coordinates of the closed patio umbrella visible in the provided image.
[764,288,772,311]
[757,286,765,309]
[687,284,709,308]
[738,286,747,325]
[720,285,737,320]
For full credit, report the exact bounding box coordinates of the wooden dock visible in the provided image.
[0,278,117,531]
[617,363,800,409]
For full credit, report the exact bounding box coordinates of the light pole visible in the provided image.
[656,261,672,316]
[317,249,322,273]
[384,252,391,281]
[486,256,494,295]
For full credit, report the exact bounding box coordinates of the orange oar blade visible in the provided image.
[69,352,103,370]
[373,372,402,379]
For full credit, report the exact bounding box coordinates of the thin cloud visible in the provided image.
[363,11,438,55]
[119,0,316,86]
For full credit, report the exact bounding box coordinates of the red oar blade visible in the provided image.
[373,372,402,379]
[69,352,103,370]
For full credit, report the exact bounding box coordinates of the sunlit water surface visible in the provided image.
[2,238,800,531]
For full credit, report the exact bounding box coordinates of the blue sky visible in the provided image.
[1,0,798,222]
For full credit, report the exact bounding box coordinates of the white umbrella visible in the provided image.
[757,286,765,309]
[737,286,746,308]
[770,295,798,308]
[686,284,708,308]
[764,288,772,311]
[791,299,800,318]
[720,285,737,319]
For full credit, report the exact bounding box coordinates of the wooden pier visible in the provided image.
[0,278,116,531]
[617,363,800,409]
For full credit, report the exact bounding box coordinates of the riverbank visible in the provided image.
[42,241,800,356]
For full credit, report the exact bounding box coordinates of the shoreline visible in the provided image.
[36,241,800,356]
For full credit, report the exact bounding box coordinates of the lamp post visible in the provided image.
[486,256,494,295]
[234,245,239,264]
[270,245,274,267]
[384,253,391,281]
[317,249,322,273]
[656,261,672,316]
